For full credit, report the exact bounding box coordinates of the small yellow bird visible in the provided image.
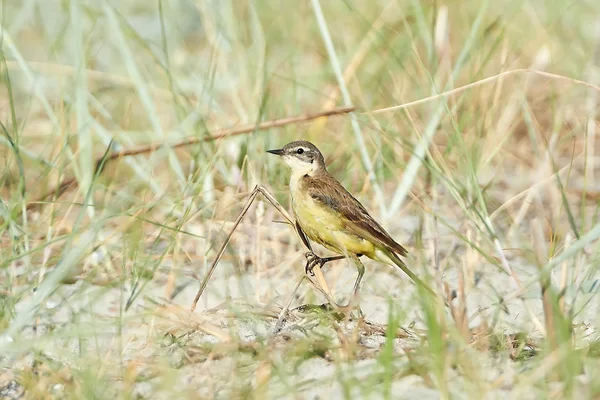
[267,140,434,300]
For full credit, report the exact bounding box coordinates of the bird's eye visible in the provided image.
[296,148,304,154]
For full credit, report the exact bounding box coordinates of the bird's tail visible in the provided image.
[376,249,436,297]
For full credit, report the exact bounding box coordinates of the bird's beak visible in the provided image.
[267,148,284,156]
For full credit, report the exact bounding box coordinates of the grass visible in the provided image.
[1,0,600,398]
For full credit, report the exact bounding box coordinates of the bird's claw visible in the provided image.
[304,252,324,276]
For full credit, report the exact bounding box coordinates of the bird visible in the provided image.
[267,140,434,302]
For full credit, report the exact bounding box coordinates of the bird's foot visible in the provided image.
[304,252,326,276]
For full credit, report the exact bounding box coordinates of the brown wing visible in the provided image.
[304,173,408,256]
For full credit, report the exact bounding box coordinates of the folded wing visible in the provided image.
[306,175,408,257]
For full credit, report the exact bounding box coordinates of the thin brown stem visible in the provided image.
[112,106,355,159]
[190,185,336,312]
[29,106,355,209]
[274,274,306,333]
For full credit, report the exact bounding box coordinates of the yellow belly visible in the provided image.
[291,188,376,257]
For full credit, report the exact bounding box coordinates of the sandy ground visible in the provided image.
[1,206,598,399]
[2,249,597,399]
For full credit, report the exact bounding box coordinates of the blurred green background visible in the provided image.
[0,0,599,398]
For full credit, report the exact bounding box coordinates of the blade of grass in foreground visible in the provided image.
[385,0,489,219]
[103,5,186,188]
[0,144,113,353]
[310,0,386,216]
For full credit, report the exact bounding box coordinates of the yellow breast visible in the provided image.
[290,176,375,257]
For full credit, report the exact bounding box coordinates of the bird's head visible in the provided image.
[267,141,326,176]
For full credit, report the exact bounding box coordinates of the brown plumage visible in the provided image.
[267,140,434,298]
[301,172,408,257]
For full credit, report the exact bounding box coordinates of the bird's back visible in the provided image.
[291,171,408,258]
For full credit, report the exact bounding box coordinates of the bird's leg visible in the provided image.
[304,252,345,276]
[351,255,366,298]
[338,254,365,319]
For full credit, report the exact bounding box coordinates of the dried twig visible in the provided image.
[274,274,307,333]
[365,69,600,115]
[190,185,339,313]
[108,106,355,159]
[28,106,355,209]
